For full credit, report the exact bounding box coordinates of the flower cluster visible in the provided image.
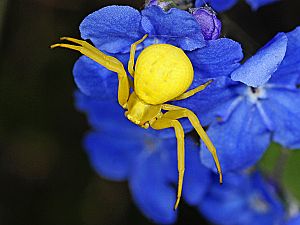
[73,4,243,223]
[55,0,300,224]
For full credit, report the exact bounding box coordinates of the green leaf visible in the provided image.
[259,142,282,174]
[282,150,300,201]
[259,142,300,202]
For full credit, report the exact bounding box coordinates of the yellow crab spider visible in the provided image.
[51,34,222,210]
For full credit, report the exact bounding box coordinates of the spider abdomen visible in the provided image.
[134,44,194,105]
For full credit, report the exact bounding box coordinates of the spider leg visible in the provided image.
[151,117,185,210]
[172,80,212,101]
[128,34,148,77]
[52,37,123,70]
[162,104,223,184]
[51,37,130,108]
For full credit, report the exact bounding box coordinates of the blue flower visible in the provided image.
[199,172,284,225]
[183,27,300,172]
[195,0,279,11]
[75,92,212,224]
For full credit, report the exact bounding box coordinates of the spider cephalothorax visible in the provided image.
[51,34,222,209]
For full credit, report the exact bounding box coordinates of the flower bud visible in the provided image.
[190,6,222,40]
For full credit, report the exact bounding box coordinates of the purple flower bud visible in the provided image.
[191,6,222,40]
[145,0,173,10]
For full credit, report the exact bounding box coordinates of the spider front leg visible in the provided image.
[151,117,185,210]
[128,34,148,77]
[162,104,223,184]
[51,37,130,108]
[172,80,212,101]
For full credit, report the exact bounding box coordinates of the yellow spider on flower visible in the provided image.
[51,34,222,209]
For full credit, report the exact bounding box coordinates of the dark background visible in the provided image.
[0,0,299,224]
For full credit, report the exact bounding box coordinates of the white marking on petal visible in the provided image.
[256,101,274,131]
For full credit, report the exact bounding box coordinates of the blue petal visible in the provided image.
[183,137,211,205]
[129,139,177,224]
[161,136,211,205]
[286,215,300,225]
[73,52,132,98]
[195,0,238,12]
[80,6,143,53]
[73,56,118,99]
[84,131,141,180]
[231,33,288,87]
[141,6,206,51]
[200,172,284,225]
[245,0,279,10]
[173,77,241,126]
[269,27,300,86]
[75,92,143,136]
[200,99,271,172]
[199,173,251,225]
[187,38,243,79]
[263,88,300,149]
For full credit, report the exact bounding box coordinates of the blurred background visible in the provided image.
[0,0,300,224]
